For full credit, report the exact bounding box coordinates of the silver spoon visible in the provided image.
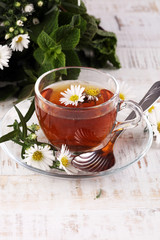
[72,81,160,172]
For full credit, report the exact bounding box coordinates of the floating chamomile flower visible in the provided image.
[145,103,160,144]
[60,85,85,106]
[10,34,30,52]
[0,44,12,70]
[83,87,100,101]
[57,145,77,174]
[22,144,55,171]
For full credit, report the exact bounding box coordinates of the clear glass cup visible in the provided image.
[35,67,143,153]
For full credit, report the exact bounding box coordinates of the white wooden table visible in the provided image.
[1,0,160,239]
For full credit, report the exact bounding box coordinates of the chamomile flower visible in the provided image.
[57,145,77,174]
[22,144,55,171]
[10,34,30,52]
[16,20,24,26]
[33,18,40,25]
[119,81,135,101]
[0,45,12,70]
[24,4,34,14]
[37,1,44,7]
[83,87,100,101]
[60,85,85,106]
[145,103,160,144]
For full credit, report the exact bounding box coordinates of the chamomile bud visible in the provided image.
[14,30,19,35]
[19,28,24,34]
[37,1,44,7]
[8,9,13,15]
[33,18,39,25]
[16,20,24,26]
[0,22,5,27]
[4,21,10,26]
[5,33,12,40]
[27,133,37,140]
[14,2,21,7]
[21,16,27,22]
[9,27,14,33]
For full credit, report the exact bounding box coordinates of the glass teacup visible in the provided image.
[35,67,142,153]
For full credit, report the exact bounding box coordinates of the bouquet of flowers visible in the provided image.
[0,0,120,101]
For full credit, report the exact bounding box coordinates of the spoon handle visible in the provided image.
[110,81,160,144]
[127,81,160,120]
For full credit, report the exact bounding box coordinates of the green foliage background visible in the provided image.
[0,0,120,101]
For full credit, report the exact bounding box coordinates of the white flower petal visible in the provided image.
[11,34,30,52]
[145,103,160,144]
[59,85,85,106]
[23,144,55,170]
[57,144,78,174]
[0,45,12,70]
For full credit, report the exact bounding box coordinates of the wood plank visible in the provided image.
[0,209,160,240]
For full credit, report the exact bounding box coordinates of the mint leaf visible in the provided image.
[33,48,44,65]
[37,31,56,51]
[44,10,59,35]
[63,50,80,80]
[80,14,98,43]
[54,52,66,68]
[64,50,81,66]
[59,13,87,36]
[61,0,87,14]
[70,14,87,35]
[30,10,59,42]
[54,25,80,50]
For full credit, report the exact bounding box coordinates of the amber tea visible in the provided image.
[35,80,117,152]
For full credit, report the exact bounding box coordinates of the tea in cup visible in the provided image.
[35,67,142,152]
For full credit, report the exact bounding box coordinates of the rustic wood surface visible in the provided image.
[0,0,160,239]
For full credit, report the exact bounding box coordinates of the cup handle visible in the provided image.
[113,100,143,131]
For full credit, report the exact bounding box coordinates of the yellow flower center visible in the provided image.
[148,106,155,113]
[70,95,79,102]
[157,122,160,133]
[16,36,23,43]
[119,92,125,100]
[32,151,43,161]
[61,156,69,167]
[85,88,100,96]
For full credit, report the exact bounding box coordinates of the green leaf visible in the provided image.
[70,14,87,35]
[14,106,27,139]
[55,25,80,50]
[15,98,35,125]
[33,48,45,65]
[70,14,81,27]
[17,84,35,102]
[61,0,87,14]
[63,50,80,79]
[64,50,81,66]
[95,189,102,199]
[37,31,56,51]
[54,52,66,69]
[107,53,121,68]
[0,2,6,8]
[30,10,59,42]
[23,68,37,83]
[44,10,59,35]
[80,14,98,43]
[0,130,17,143]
